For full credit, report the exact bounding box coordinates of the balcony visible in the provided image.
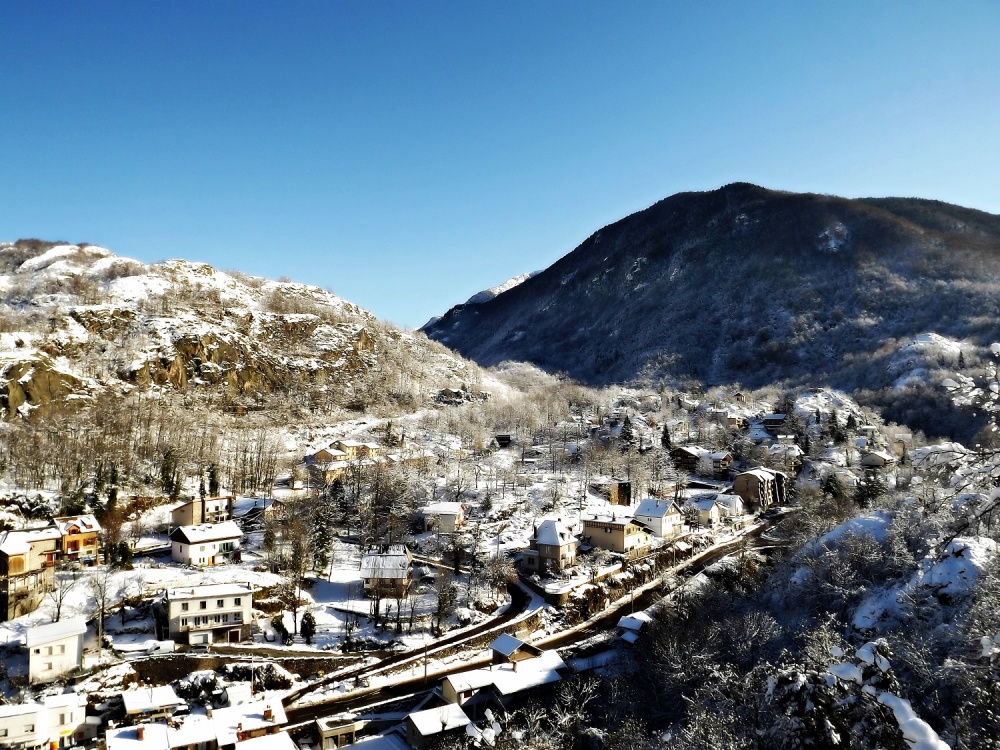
[185,614,243,631]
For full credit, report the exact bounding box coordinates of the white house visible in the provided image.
[420,501,466,533]
[122,686,187,723]
[169,522,243,566]
[633,498,685,538]
[713,493,746,517]
[161,582,253,645]
[0,693,93,749]
[26,616,87,683]
[861,450,896,468]
[690,497,723,529]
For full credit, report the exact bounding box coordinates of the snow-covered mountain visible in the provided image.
[0,240,485,419]
[422,271,541,328]
[423,183,1000,441]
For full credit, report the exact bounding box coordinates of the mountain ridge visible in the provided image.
[421,183,1000,439]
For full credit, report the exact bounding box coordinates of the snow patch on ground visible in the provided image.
[853,537,998,630]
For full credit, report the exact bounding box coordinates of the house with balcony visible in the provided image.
[158,582,253,645]
[633,498,685,538]
[171,496,235,527]
[26,616,87,683]
[580,511,653,558]
[520,518,578,573]
[54,514,101,565]
[169,522,243,566]
[732,467,788,512]
[0,526,60,621]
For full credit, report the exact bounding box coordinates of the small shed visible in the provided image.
[489,634,542,669]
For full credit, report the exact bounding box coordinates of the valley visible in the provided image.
[0,231,997,750]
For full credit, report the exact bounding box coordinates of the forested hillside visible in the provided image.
[424,183,1000,442]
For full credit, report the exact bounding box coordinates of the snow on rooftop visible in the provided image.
[24,616,87,647]
[165,582,253,600]
[212,699,287,746]
[533,518,575,545]
[618,611,653,631]
[171,521,243,543]
[122,685,186,714]
[408,704,471,736]
[634,498,680,518]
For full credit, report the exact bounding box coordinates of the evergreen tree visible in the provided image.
[854,468,887,509]
[115,540,133,569]
[300,610,316,645]
[661,423,672,449]
[620,415,635,449]
[310,501,335,573]
[207,463,220,497]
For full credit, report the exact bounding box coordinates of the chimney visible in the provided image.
[207,708,213,718]
[264,707,273,721]
[137,726,145,740]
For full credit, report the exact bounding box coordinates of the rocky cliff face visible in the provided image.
[0,241,479,419]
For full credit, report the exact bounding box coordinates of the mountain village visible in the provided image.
[0,372,907,750]
[0,242,993,750]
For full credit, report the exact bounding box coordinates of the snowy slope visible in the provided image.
[0,241,491,417]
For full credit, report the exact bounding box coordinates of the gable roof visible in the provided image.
[617,611,654,632]
[634,498,682,518]
[122,685,186,715]
[534,518,575,546]
[360,545,412,580]
[407,704,471,736]
[25,616,87,647]
[421,501,465,516]
[53,514,101,534]
[169,521,243,544]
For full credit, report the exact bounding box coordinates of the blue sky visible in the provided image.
[2,2,998,327]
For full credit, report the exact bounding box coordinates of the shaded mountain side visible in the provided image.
[423,184,1000,438]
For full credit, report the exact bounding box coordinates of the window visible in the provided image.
[46,646,53,656]
[44,662,53,670]
[58,645,65,654]
[234,597,241,605]
[0,728,6,736]
[181,618,188,626]
[233,613,242,622]
[25,724,34,732]
[181,603,189,611]
[200,601,207,609]
[217,599,224,608]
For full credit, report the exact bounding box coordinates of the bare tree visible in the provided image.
[90,568,121,659]
[46,565,80,622]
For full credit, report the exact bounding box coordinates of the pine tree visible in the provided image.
[208,463,220,497]
[300,610,316,645]
[620,415,635,449]
[854,468,887,509]
[661,423,672,449]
